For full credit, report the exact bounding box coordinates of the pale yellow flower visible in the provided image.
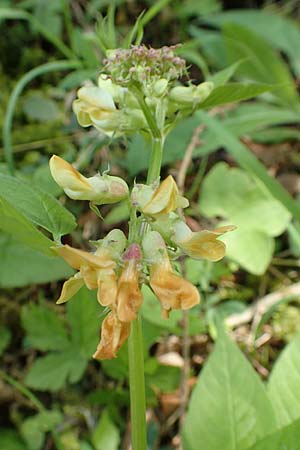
[132,176,188,219]
[93,312,130,360]
[173,221,236,261]
[72,86,116,133]
[143,231,200,318]
[49,155,129,204]
[54,230,126,308]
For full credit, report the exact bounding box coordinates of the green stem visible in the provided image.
[128,135,164,450]
[128,317,147,450]
[147,137,164,183]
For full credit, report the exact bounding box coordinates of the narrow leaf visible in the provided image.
[199,83,273,109]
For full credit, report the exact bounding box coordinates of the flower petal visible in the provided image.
[175,225,236,261]
[97,269,118,307]
[150,262,200,317]
[77,86,116,111]
[54,245,114,270]
[50,155,92,193]
[93,312,130,360]
[117,259,143,322]
[56,273,84,304]
[143,175,186,216]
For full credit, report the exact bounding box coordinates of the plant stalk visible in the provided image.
[128,136,164,450]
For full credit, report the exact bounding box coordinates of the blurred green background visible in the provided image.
[1,1,300,449]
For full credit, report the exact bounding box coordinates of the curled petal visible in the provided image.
[150,261,200,318]
[50,155,92,193]
[77,86,116,111]
[53,245,115,271]
[93,312,130,360]
[117,260,143,322]
[143,175,188,216]
[56,273,84,304]
[176,225,236,261]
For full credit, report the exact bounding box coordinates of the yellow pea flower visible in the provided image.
[72,86,116,132]
[173,221,236,261]
[142,231,200,318]
[54,230,126,308]
[49,155,129,204]
[132,175,188,219]
[93,312,130,360]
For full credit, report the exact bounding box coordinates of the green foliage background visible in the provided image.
[1,1,300,449]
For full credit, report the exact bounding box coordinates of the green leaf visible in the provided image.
[268,337,300,428]
[0,326,11,356]
[208,60,245,86]
[248,419,300,450]
[182,331,276,450]
[0,173,76,238]
[0,233,73,288]
[222,229,274,275]
[20,410,62,450]
[23,93,61,122]
[0,429,27,450]
[67,287,102,357]
[92,410,120,450]
[25,350,87,391]
[197,110,300,222]
[21,304,70,352]
[223,24,297,105]
[199,163,290,274]
[199,83,274,109]
[0,196,53,255]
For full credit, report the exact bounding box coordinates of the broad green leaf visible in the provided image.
[223,24,297,105]
[20,410,62,450]
[23,93,61,122]
[0,327,11,356]
[197,111,300,222]
[67,287,102,357]
[268,337,300,428]
[222,228,274,275]
[92,410,120,450]
[199,163,290,274]
[248,419,300,450]
[21,304,70,352]
[0,196,53,255]
[0,233,73,288]
[182,331,276,450]
[0,429,27,450]
[25,350,87,391]
[0,174,76,238]
[199,83,273,109]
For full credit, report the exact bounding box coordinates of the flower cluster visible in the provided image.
[50,156,234,360]
[72,45,214,138]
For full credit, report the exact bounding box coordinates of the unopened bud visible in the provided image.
[153,78,168,97]
[49,155,129,204]
[169,81,214,106]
